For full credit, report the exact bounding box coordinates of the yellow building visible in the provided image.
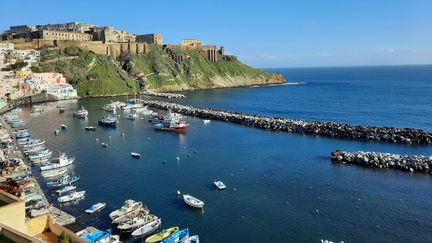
[0,189,84,242]
[181,39,202,47]
[15,70,32,78]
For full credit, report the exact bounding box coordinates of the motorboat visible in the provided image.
[80,229,120,243]
[161,228,189,243]
[203,119,211,124]
[16,130,30,139]
[85,202,106,214]
[85,126,96,131]
[41,168,68,179]
[145,227,179,243]
[101,143,108,147]
[102,101,117,112]
[29,150,52,163]
[47,175,80,188]
[98,115,118,127]
[131,219,161,238]
[126,113,139,120]
[58,191,85,203]
[74,106,88,118]
[183,194,204,208]
[154,120,189,132]
[111,208,149,224]
[54,129,60,135]
[58,106,65,113]
[61,124,67,129]
[131,152,141,158]
[109,200,143,220]
[57,185,76,195]
[214,180,226,190]
[117,214,158,231]
[40,153,74,171]
[183,235,200,243]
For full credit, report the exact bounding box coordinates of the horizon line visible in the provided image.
[260,63,432,70]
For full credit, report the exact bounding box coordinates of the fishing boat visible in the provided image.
[47,175,80,188]
[126,113,139,120]
[183,194,204,208]
[109,200,143,220]
[41,168,68,179]
[21,139,45,149]
[111,207,149,224]
[131,219,161,238]
[131,152,140,158]
[85,202,106,214]
[15,130,30,139]
[145,227,179,243]
[57,185,76,195]
[214,180,226,190]
[74,106,88,118]
[183,235,200,243]
[102,101,117,112]
[117,214,158,231]
[29,150,52,163]
[23,145,47,155]
[203,119,211,124]
[85,126,96,131]
[154,120,189,132]
[80,229,120,243]
[98,115,118,127]
[40,153,74,171]
[161,228,189,243]
[58,191,85,203]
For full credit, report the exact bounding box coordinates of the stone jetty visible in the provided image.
[141,100,432,145]
[141,91,186,99]
[331,150,432,174]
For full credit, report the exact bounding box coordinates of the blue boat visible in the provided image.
[161,228,189,243]
[98,115,118,127]
[81,229,118,243]
[214,180,226,190]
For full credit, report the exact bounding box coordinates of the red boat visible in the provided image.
[154,121,189,132]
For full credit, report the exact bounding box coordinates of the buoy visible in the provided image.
[176,157,180,161]
[177,190,180,195]
[121,133,125,136]
[96,138,99,141]
[315,209,319,214]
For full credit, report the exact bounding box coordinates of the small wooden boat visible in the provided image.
[57,185,76,195]
[183,235,200,243]
[161,228,189,243]
[145,227,179,243]
[85,202,106,214]
[214,180,226,190]
[85,126,96,131]
[131,152,141,158]
[131,219,161,238]
[183,194,204,208]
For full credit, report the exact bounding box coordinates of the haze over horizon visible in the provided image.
[1,0,431,68]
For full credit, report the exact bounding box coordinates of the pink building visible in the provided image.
[31,73,66,86]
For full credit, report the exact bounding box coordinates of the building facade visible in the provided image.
[91,26,135,43]
[35,22,94,33]
[181,39,202,47]
[136,34,163,45]
[40,30,92,41]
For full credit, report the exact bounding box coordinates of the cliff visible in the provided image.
[32,45,285,97]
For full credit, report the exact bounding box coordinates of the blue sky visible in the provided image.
[1,0,431,68]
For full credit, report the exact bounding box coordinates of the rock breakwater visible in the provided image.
[331,150,432,174]
[141,91,185,99]
[141,100,432,145]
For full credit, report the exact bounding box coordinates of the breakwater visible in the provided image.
[331,150,432,174]
[141,91,186,99]
[141,100,432,145]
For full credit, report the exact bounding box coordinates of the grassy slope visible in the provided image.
[32,47,138,96]
[132,45,272,90]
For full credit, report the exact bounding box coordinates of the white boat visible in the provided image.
[102,101,117,112]
[112,208,149,224]
[40,153,74,171]
[74,106,88,118]
[109,200,143,220]
[58,191,85,203]
[203,119,211,124]
[183,235,200,243]
[30,207,49,217]
[61,124,67,129]
[131,152,141,158]
[57,185,76,195]
[214,180,226,190]
[54,129,60,135]
[183,194,204,208]
[41,168,68,178]
[131,219,161,238]
[118,214,158,231]
[85,202,106,214]
[127,113,139,120]
[85,126,97,131]
[101,143,108,147]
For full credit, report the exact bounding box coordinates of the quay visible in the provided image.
[49,206,76,226]
[141,90,186,99]
[141,100,432,145]
[331,150,432,174]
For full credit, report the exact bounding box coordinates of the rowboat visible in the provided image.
[183,194,204,208]
[131,152,141,158]
[58,191,85,203]
[145,227,179,243]
[85,202,106,214]
[161,228,189,243]
[57,185,76,195]
[183,235,200,243]
[214,180,226,190]
[131,219,161,238]
[203,119,211,124]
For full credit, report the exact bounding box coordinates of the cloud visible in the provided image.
[385,48,395,54]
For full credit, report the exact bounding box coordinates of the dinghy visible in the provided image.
[183,194,205,208]
[161,228,189,243]
[131,152,141,158]
[183,235,200,243]
[58,191,85,203]
[214,180,226,190]
[131,218,161,238]
[85,202,106,214]
[145,227,179,243]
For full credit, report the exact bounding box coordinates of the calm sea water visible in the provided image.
[20,65,432,242]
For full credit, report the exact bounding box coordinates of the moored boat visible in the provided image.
[57,185,76,195]
[126,113,139,120]
[47,175,80,188]
[98,115,118,127]
[58,190,85,203]
[40,153,74,171]
[214,180,226,190]
[41,168,68,179]
[131,219,161,238]
[161,228,189,243]
[85,126,97,131]
[109,199,143,220]
[131,152,140,158]
[154,120,189,132]
[145,227,179,243]
[183,235,200,243]
[111,207,149,224]
[85,202,106,214]
[117,214,158,231]
[183,194,204,208]
[74,106,88,118]
[102,101,117,112]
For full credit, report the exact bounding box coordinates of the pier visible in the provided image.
[49,206,76,226]
[141,100,432,145]
[331,150,432,174]
[141,91,186,99]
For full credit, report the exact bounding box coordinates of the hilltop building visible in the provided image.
[91,26,135,43]
[136,34,163,45]
[35,22,94,33]
[181,39,202,47]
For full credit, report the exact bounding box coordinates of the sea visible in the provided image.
[18,65,432,242]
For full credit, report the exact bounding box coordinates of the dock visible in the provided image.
[49,206,76,226]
